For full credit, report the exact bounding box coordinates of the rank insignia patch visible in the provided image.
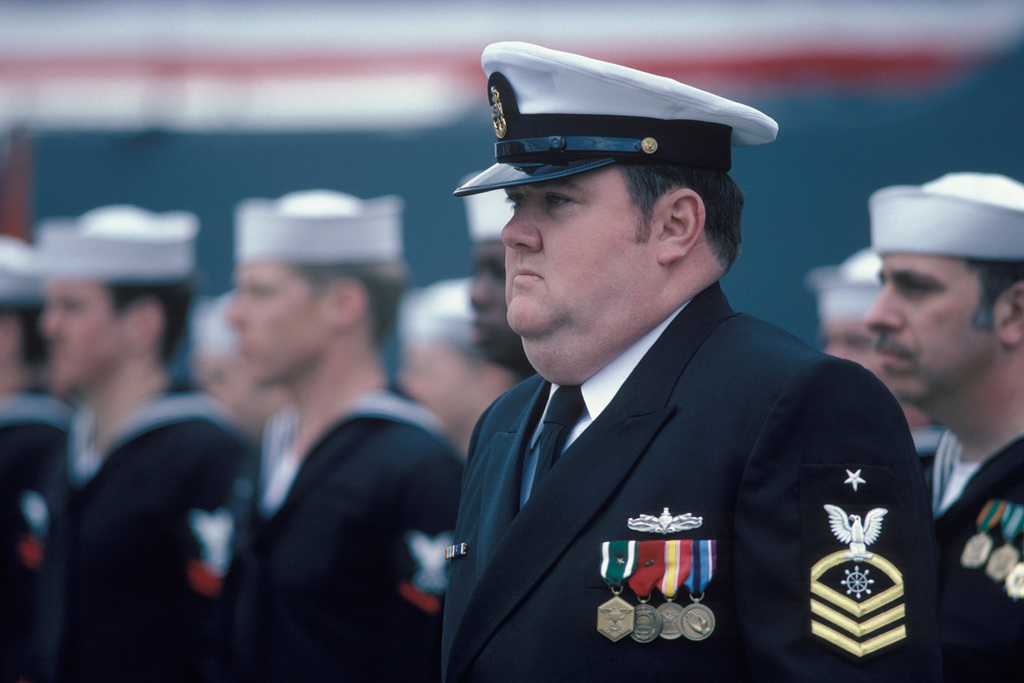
[810,504,907,659]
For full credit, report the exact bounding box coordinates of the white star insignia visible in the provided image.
[616,557,625,565]
[844,469,866,492]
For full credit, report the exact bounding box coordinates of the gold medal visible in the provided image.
[656,601,684,640]
[985,543,1021,582]
[630,602,663,643]
[1005,563,1024,601]
[962,500,1007,568]
[597,595,634,641]
[598,541,638,641]
[680,601,716,641]
[961,531,994,568]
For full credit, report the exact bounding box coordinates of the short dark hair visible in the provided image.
[966,259,1024,330]
[108,281,195,363]
[618,162,745,271]
[0,306,47,370]
[291,262,408,347]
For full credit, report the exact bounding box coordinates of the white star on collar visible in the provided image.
[844,469,866,492]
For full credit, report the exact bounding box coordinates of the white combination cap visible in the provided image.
[399,277,475,354]
[804,248,882,322]
[35,205,198,282]
[456,41,778,196]
[0,236,44,305]
[461,172,510,243]
[870,172,1024,260]
[235,189,403,266]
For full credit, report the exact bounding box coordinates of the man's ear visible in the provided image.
[121,297,165,354]
[994,281,1024,347]
[321,277,369,333]
[653,187,706,266]
[0,314,22,362]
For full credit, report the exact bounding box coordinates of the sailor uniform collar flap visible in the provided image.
[935,436,1024,534]
[446,283,735,681]
[67,391,228,490]
[245,390,439,545]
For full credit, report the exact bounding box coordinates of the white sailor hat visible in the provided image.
[235,189,403,266]
[461,172,510,243]
[399,277,475,353]
[35,205,198,282]
[870,172,1024,260]
[0,236,44,306]
[190,291,238,356]
[804,248,882,323]
[455,42,778,196]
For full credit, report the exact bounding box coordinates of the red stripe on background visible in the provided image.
[0,48,988,89]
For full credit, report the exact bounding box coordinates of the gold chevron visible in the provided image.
[811,620,907,658]
[810,551,904,617]
[811,599,905,637]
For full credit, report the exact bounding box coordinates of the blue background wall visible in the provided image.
[29,41,1024,351]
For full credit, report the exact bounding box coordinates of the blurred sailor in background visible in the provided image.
[398,277,518,456]
[28,205,249,683]
[806,248,941,467]
[222,189,461,683]
[0,237,69,683]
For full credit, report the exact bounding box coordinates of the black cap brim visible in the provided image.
[453,158,618,197]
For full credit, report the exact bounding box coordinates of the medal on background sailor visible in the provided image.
[961,499,1005,569]
[656,540,692,640]
[627,540,666,643]
[597,541,637,641]
[680,540,717,641]
[986,502,1023,582]
[1005,560,1024,601]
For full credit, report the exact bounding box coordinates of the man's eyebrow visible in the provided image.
[519,177,582,193]
[885,269,943,287]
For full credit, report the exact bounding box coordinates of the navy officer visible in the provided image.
[441,42,941,682]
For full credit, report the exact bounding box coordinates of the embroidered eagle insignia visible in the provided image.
[824,504,888,562]
[406,530,453,594]
[188,508,234,575]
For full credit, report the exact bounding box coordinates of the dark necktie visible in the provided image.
[532,385,585,485]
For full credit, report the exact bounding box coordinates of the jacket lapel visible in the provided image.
[474,382,546,578]
[446,283,735,682]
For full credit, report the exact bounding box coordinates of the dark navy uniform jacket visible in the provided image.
[220,391,462,683]
[442,283,942,682]
[28,391,249,683]
[0,394,70,683]
[934,435,1024,682]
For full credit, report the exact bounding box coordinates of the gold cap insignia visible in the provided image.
[490,86,507,139]
[641,137,658,154]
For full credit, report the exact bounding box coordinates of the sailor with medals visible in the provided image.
[441,41,941,682]
[867,172,1024,682]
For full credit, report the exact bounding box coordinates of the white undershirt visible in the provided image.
[938,453,981,516]
[930,429,1024,516]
